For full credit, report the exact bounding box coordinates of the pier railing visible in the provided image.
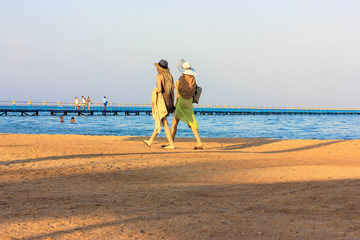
[0,101,153,116]
[195,105,360,115]
[0,101,359,116]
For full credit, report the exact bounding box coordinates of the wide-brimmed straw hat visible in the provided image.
[177,59,197,76]
[154,59,169,70]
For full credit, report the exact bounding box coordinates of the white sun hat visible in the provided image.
[177,59,197,76]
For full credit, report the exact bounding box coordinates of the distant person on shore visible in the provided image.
[81,96,86,110]
[103,96,108,111]
[74,97,79,110]
[70,117,76,123]
[143,59,175,149]
[86,96,92,110]
[60,116,64,123]
[170,59,203,149]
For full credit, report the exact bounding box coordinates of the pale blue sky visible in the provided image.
[1,0,359,108]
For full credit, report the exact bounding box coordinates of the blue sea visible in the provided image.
[0,114,359,140]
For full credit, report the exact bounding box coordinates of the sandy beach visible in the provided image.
[0,134,359,239]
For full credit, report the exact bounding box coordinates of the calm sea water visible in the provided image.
[0,114,359,140]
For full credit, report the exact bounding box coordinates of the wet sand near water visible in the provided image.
[1,134,360,239]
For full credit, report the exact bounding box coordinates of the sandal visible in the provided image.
[143,140,151,147]
[194,145,203,150]
[161,143,170,148]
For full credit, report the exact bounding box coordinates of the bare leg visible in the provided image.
[144,128,158,147]
[190,126,203,148]
[162,117,175,149]
[171,116,180,141]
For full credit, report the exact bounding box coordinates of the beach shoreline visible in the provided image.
[1,134,360,239]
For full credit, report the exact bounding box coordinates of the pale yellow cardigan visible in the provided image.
[151,88,168,133]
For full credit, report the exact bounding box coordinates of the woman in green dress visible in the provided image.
[171,59,203,149]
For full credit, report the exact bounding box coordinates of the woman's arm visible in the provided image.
[173,80,179,107]
[174,80,180,98]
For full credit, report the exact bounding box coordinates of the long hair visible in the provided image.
[158,68,174,93]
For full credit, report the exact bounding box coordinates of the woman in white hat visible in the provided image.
[170,59,203,149]
[143,59,175,149]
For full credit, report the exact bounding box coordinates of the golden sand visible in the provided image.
[0,134,359,239]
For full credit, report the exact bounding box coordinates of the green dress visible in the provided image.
[174,96,198,129]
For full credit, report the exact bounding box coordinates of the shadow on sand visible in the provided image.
[1,157,359,239]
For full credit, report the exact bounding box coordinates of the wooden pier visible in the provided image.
[0,102,359,116]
